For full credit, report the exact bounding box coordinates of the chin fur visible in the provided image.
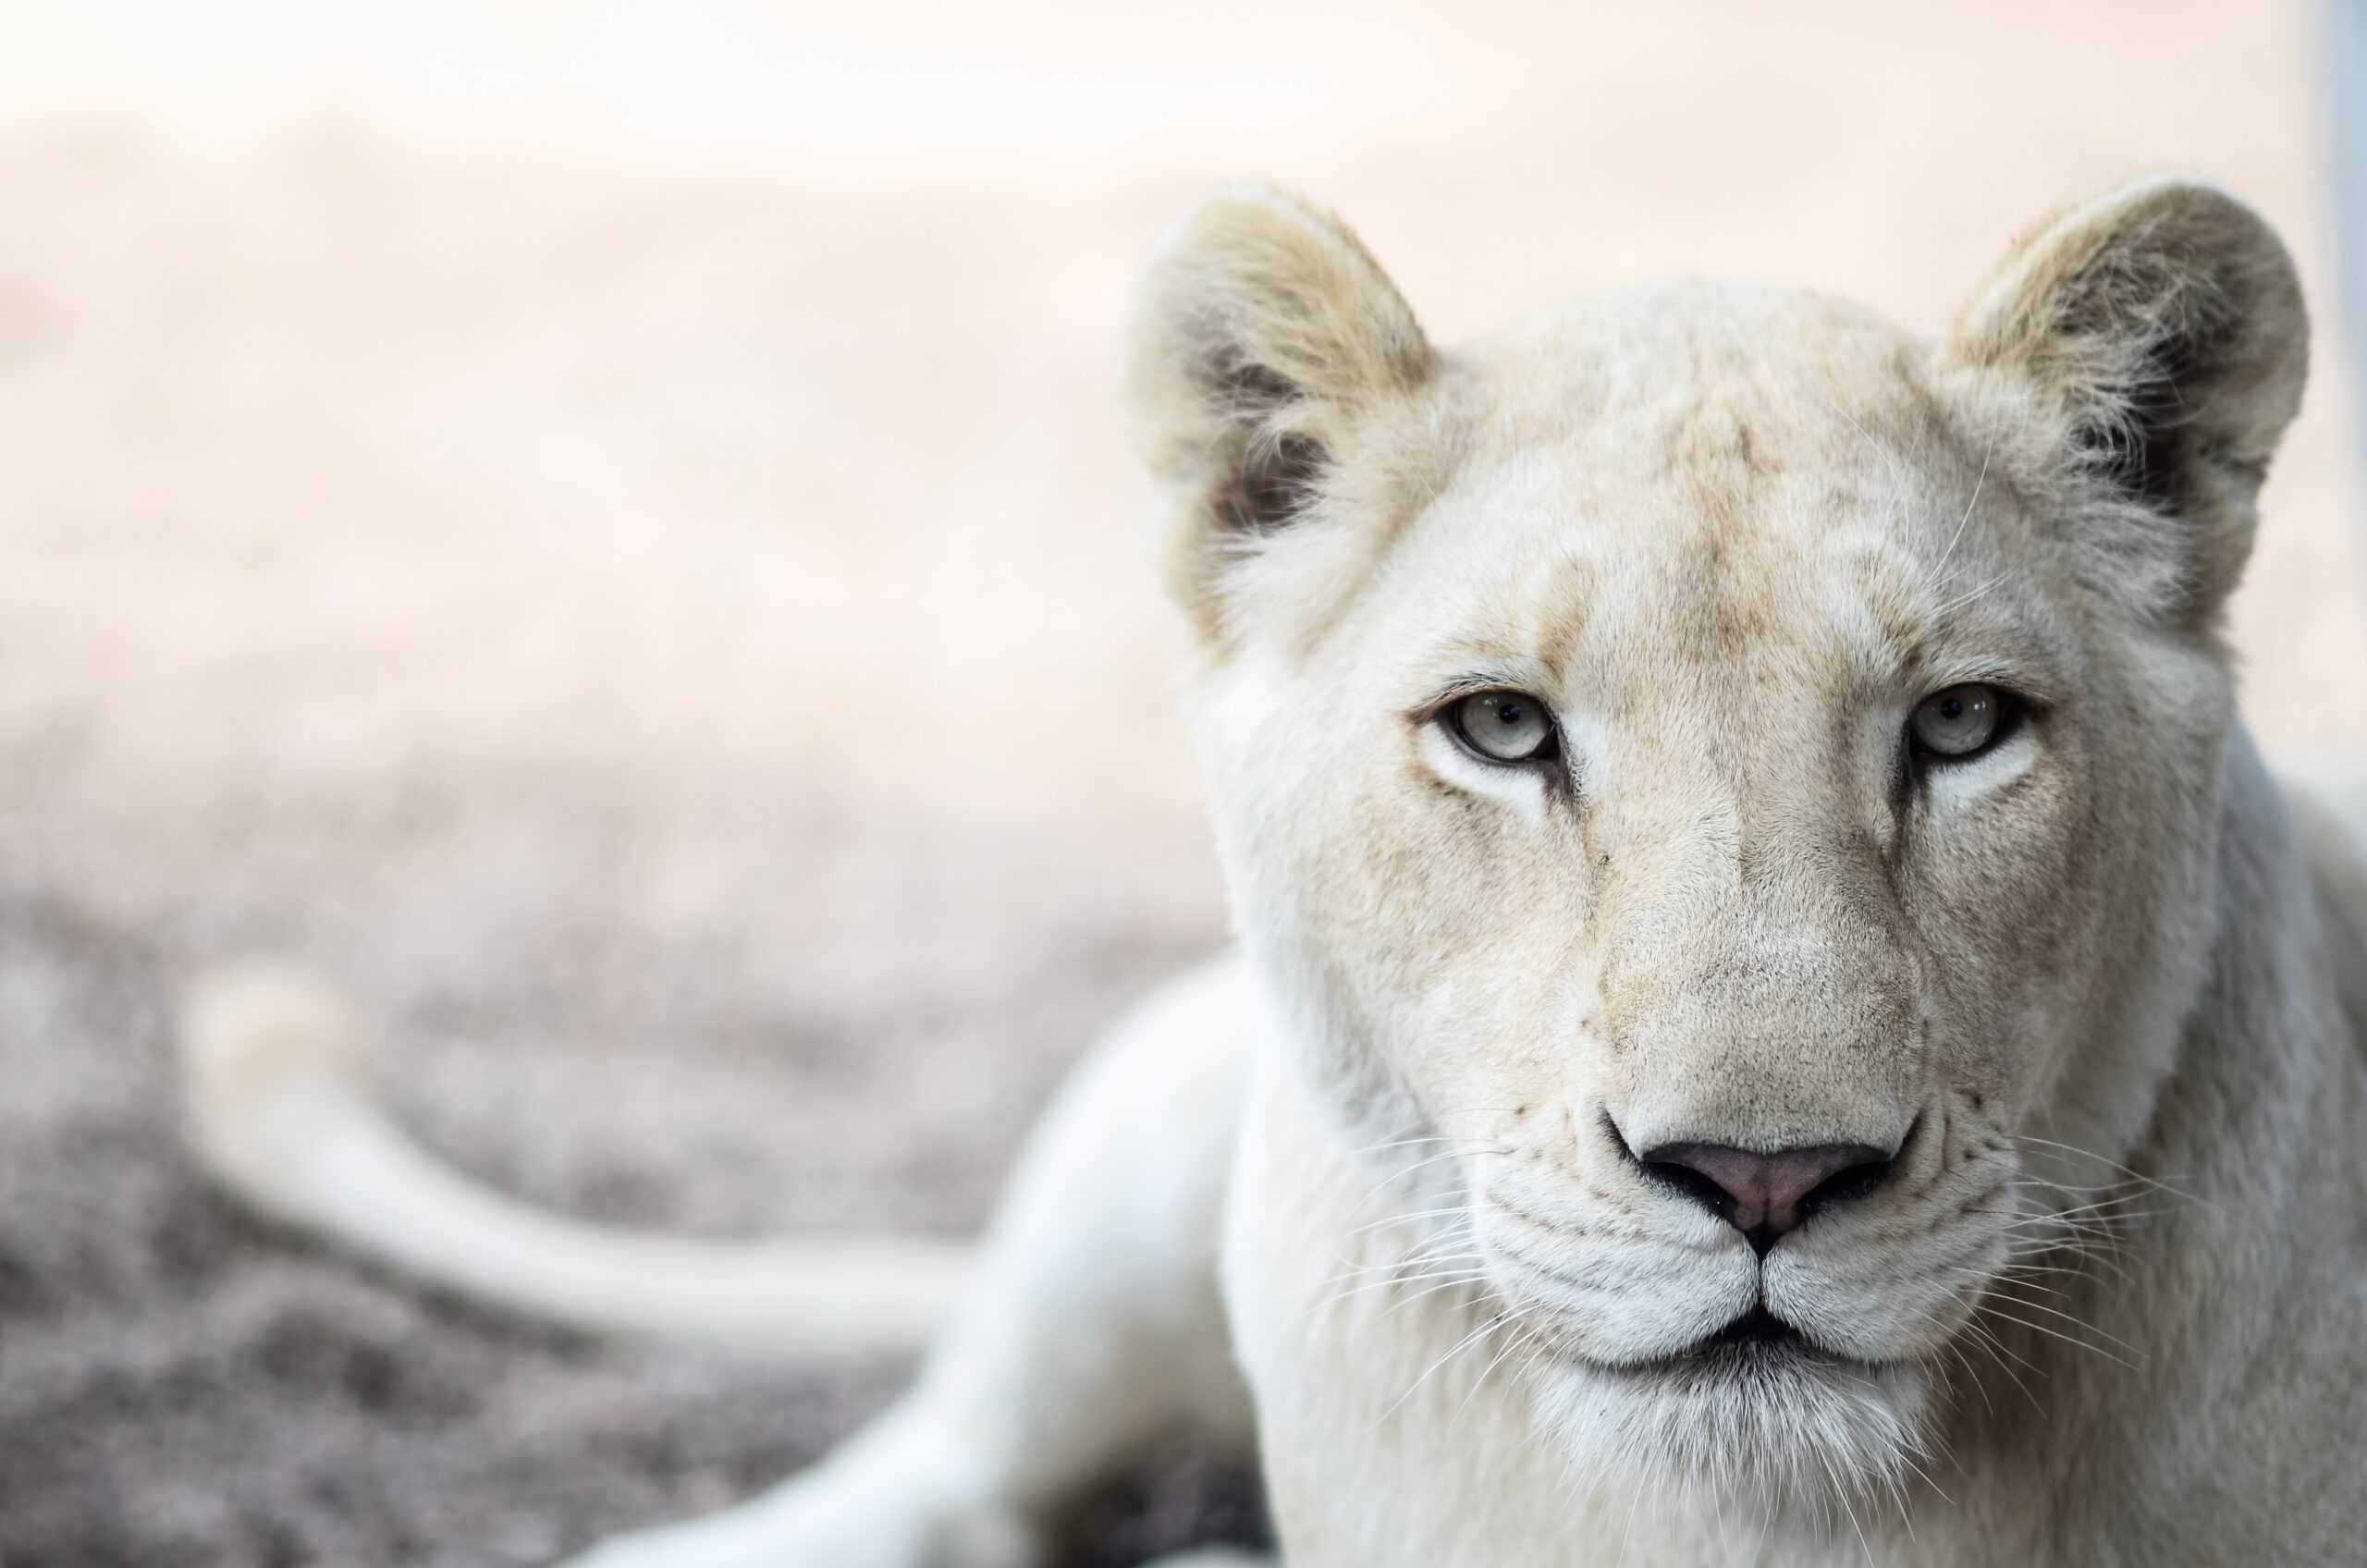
[1528,1340,1932,1516]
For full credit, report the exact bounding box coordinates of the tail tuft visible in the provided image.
[179,962,373,1222]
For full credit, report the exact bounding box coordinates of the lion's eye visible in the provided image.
[1450,691,1559,764]
[1908,683,2018,760]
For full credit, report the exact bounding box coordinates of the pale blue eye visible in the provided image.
[1911,683,2002,757]
[1453,691,1555,763]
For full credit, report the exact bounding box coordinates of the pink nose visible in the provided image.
[1638,1140,1895,1256]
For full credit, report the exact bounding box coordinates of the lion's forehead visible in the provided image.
[1373,293,2031,712]
[1390,456,1975,715]
[1450,279,1953,463]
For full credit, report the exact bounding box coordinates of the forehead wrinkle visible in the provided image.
[1835,539,1931,687]
[1396,549,1608,705]
[1575,542,1770,829]
[1833,395,2004,567]
[1882,503,2067,692]
[1569,550,1656,686]
[1821,495,2067,711]
[1814,558,1912,698]
[1392,446,1634,688]
[1527,544,1604,687]
[1612,508,1888,848]
[1757,396,2025,690]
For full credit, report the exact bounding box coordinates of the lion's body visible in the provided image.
[183,176,2367,1567]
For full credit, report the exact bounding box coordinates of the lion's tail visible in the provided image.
[179,965,969,1360]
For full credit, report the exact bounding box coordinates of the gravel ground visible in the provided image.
[0,4,2361,1564]
[0,759,1257,1568]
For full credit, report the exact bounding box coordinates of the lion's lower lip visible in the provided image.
[1705,1304,1802,1349]
[1658,1306,1826,1369]
[1580,1306,1881,1378]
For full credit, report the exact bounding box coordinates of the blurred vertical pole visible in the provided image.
[2335,0,2367,551]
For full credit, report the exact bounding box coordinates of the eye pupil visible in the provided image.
[1497,702,1523,726]
[1941,697,1963,720]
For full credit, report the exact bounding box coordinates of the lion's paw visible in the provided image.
[556,1485,1037,1568]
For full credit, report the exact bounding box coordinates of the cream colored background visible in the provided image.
[0,6,2360,1565]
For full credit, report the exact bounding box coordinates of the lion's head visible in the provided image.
[1124,178,2306,1505]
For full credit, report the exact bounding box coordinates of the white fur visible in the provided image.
[183,176,2367,1567]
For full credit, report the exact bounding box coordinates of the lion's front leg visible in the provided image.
[559,957,1261,1568]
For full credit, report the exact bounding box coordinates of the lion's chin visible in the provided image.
[1528,1332,1932,1512]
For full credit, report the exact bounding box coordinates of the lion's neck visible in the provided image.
[1940,732,2367,1558]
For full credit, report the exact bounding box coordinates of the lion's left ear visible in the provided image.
[1124,183,1432,638]
[1945,175,2309,624]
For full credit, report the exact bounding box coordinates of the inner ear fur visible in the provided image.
[1124,183,1432,635]
[1946,174,2309,624]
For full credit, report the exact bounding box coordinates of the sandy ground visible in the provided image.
[1,4,2363,1565]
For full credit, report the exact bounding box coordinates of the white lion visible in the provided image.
[185,173,2367,1566]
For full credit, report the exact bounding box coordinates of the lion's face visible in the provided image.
[1127,180,2304,1504]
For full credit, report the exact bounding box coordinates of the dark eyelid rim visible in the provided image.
[1406,675,1555,727]
[1914,657,2063,710]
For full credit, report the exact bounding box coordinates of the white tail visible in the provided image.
[179,965,969,1360]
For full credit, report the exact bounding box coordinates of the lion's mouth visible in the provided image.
[1706,1304,1809,1350]
[1611,1305,1880,1378]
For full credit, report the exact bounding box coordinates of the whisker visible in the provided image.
[1302,1263,1489,1319]
[1930,570,2010,620]
[1818,1439,1879,1568]
[1371,1309,1520,1429]
[1939,1337,1996,1422]
[1451,1316,1542,1423]
[1980,1287,2142,1356]
[1959,1319,2046,1414]
[1977,1305,2139,1371]
[1316,1234,1479,1284]
[1346,1205,1475,1239]
[1347,1133,1455,1158]
[1346,1145,1504,1217]
[1931,433,1993,584]
[1378,1269,1499,1322]
[2011,1134,2223,1217]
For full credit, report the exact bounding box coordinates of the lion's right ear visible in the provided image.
[1124,184,1431,636]
[1944,175,2308,626]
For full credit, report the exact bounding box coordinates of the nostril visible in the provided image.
[1602,1114,1737,1225]
[1639,1157,1743,1227]
[1630,1136,1897,1254]
[1797,1154,1895,1219]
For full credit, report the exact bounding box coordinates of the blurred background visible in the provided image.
[2,4,2362,1565]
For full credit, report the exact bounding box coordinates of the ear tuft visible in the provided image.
[1124,184,1430,630]
[1947,174,2308,622]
